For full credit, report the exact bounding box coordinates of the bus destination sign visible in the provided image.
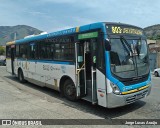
[106,25,143,36]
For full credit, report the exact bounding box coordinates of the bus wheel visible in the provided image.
[155,71,159,77]
[18,70,25,83]
[63,79,77,101]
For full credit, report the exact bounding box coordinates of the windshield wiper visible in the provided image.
[134,37,142,57]
[120,36,133,55]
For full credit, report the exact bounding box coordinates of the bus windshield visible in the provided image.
[109,37,149,79]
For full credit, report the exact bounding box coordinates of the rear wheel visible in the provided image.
[63,79,77,101]
[18,70,26,83]
[155,71,159,77]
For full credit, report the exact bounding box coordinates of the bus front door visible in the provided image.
[75,39,97,104]
[75,42,86,97]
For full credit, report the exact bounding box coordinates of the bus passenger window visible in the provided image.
[6,46,11,58]
[19,44,28,59]
[39,42,52,60]
[16,45,20,58]
[61,43,74,61]
[29,43,36,59]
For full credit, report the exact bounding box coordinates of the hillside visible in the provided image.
[0,24,160,45]
[144,24,160,39]
[0,25,42,45]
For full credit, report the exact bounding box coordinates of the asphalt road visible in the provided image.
[0,66,159,127]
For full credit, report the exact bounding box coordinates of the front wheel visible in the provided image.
[63,79,77,101]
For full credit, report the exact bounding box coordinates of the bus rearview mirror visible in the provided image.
[105,39,111,51]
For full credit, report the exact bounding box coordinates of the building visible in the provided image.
[147,40,160,70]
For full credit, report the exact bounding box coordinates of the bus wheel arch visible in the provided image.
[18,68,26,83]
[59,76,77,101]
[154,71,159,77]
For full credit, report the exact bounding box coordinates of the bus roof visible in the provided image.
[6,41,15,46]
[6,22,143,45]
[14,22,105,45]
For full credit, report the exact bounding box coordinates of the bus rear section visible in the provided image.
[6,41,16,75]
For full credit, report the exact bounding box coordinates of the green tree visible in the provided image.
[0,46,5,55]
[156,35,160,39]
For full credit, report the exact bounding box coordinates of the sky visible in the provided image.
[0,0,160,32]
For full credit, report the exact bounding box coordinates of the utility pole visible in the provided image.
[14,32,16,41]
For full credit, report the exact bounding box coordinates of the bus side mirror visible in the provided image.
[105,39,111,51]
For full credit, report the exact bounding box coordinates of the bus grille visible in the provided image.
[126,90,148,104]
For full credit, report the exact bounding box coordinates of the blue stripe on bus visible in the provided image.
[79,22,104,32]
[17,59,74,65]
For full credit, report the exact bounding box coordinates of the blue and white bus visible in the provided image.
[6,22,151,108]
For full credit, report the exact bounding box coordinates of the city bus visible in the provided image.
[6,22,151,108]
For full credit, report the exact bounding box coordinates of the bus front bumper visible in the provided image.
[107,85,151,108]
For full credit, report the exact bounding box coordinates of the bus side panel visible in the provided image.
[14,59,18,76]
[96,69,107,107]
[35,62,75,91]
[50,64,76,90]
[24,60,39,86]
[14,59,31,78]
[6,59,12,74]
[15,60,76,91]
[34,62,48,87]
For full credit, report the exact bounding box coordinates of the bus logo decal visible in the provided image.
[61,66,66,73]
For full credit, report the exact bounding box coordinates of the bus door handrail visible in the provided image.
[76,63,85,75]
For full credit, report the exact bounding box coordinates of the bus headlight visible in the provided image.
[110,82,121,95]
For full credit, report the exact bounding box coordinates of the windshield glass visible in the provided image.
[109,37,149,79]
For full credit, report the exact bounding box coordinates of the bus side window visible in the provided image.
[51,44,55,59]
[29,43,36,59]
[54,44,61,60]
[19,44,27,59]
[16,45,20,58]
[39,42,53,60]
[6,46,11,58]
[61,43,74,61]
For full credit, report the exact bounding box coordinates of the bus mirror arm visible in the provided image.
[105,39,111,51]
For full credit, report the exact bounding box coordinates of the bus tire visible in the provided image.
[155,71,159,77]
[63,79,77,101]
[18,70,26,83]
